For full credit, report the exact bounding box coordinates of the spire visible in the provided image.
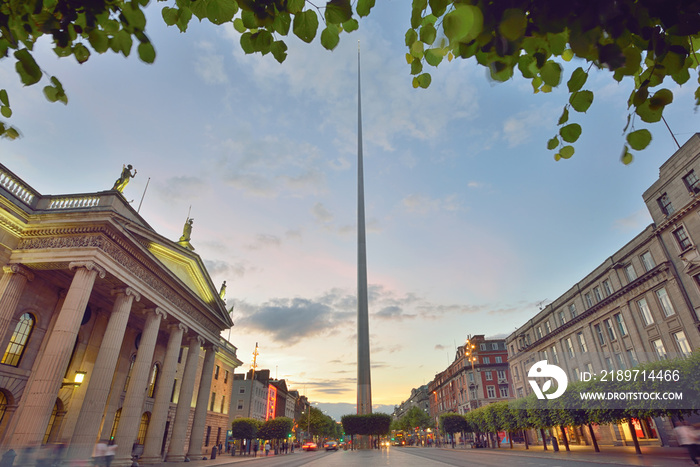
[356,41,372,417]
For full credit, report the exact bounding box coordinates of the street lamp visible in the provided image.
[61,370,87,388]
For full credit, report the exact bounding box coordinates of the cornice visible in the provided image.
[655,196,700,233]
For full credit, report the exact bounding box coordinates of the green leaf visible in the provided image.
[270,40,288,63]
[14,49,42,85]
[636,99,663,123]
[540,61,562,87]
[499,9,527,41]
[420,23,436,45]
[293,10,319,43]
[405,28,418,47]
[162,6,179,25]
[241,10,257,29]
[547,31,568,56]
[621,145,634,165]
[559,123,582,143]
[425,48,443,66]
[88,29,109,53]
[240,32,254,54]
[648,88,673,110]
[357,0,375,17]
[0,90,9,107]
[413,72,431,89]
[626,129,652,150]
[558,107,569,125]
[137,41,155,63]
[410,59,423,75]
[43,85,58,102]
[561,49,574,61]
[206,0,239,25]
[547,136,559,150]
[325,0,352,24]
[559,145,575,159]
[1,106,11,118]
[569,90,593,112]
[321,24,340,50]
[410,40,424,58]
[73,43,91,64]
[342,18,359,32]
[567,67,588,93]
[233,18,247,33]
[252,30,273,54]
[428,0,449,16]
[288,0,305,14]
[443,5,483,42]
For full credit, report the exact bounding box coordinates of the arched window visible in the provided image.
[123,355,136,392]
[0,391,6,425]
[109,408,121,441]
[147,363,159,398]
[43,399,63,445]
[2,313,35,367]
[137,412,151,444]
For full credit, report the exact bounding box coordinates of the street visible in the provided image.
[160,446,697,467]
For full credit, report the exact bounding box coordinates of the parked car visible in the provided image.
[302,442,317,451]
[324,441,338,451]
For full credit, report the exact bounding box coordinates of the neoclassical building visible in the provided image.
[0,163,241,464]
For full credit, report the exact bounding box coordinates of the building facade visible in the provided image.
[0,163,241,464]
[392,385,430,421]
[506,135,700,447]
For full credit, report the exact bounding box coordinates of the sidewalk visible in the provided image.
[434,442,695,466]
[157,449,304,467]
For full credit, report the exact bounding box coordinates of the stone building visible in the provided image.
[506,135,700,447]
[429,335,512,427]
[0,163,241,464]
[392,384,430,421]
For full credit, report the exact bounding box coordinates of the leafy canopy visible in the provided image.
[2,0,699,163]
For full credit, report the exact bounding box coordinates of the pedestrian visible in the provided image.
[253,441,258,458]
[93,440,108,467]
[104,441,116,467]
[675,420,700,465]
[264,441,270,456]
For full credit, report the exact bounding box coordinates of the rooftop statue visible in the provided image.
[177,217,195,250]
[112,164,136,193]
[219,281,227,300]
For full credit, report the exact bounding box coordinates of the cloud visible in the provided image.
[155,176,209,202]
[401,193,462,215]
[434,344,448,350]
[203,259,248,278]
[613,208,652,231]
[245,233,282,250]
[312,202,334,223]
[501,105,558,148]
[374,305,416,320]
[194,41,228,85]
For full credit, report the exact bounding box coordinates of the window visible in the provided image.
[0,391,6,426]
[468,372,474,383]
[625,264,637,282]
[605,357,615,371]
[586,363,593,374]
[585,293,593,308]
[485,371,493,380]
[487,386,496,398]
[594,287,602,302]
[210,392,216,411]
[224,370,229,384]
[124,355,136,392]
[536,327,543,339]
[510,345,514,356]
[569,303,577,318]
[147,363,159,398]
[2,313,35,367]
[43,401,59,445]
[499,387,509,397]
[573,368,580,381]
[178,347,183,363]
[216,427,222,446]
[551,346,558,364]
[558,310,567,325]
[604,319,617,341]
[577,332,587,352]
[497,370,506,380]
[239,387,245,394]
[470,388,478,399]
[603,280,613,296]
[215,365,220,380]
[517,388,524,398]
[542,349,548,361]
[220,395,226,413]
[495,356,502,363]
[565,338,575,358]
[480,344,486,350]
[673,331,692,357]
[615,353,626,370]
[482,356,490,364]
[656,287,676,317]
[674,226,692,251]
[237,400,244,410]
[205,426,211,447]
[492,343,499,350]
[684,170,700,193]
[137,412,150,444]
[614,313,628,336]
[594,324,605,345]
[171,379,178,403]
[109,409,121,441]
[657,193,675,216]
[637,298,654,326]
[545,322,552,334]
[651,339,667,360]
[641,251,655,272]
[627,349,639,367]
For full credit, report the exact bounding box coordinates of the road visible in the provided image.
[171,446,692,466]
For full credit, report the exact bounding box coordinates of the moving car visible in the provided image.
[324,441,338,451]
[302,442,317,451]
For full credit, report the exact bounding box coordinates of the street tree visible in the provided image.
[2,0,698,161]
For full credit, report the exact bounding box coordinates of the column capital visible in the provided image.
[143,307,167,321]
[196,335,206,347]
[2,263,34,281]
[111,287,141,302]
[204,343,219,354]
[68,261,106,279]
[168,322,188,333]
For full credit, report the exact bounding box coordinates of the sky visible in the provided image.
[1,2,698,417]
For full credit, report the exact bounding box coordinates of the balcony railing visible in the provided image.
[0,166,38,206]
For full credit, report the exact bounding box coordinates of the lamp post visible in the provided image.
[61,370,87,388]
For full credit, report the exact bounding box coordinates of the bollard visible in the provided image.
[211,446,217,459]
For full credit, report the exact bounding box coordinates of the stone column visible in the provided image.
[165,336,202,462]
[140,322,186,462]
[9,261,104,449]
[68,287,140,460]
[0,264,34,342]
[187,343,218,459]
[114,308,165,462]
